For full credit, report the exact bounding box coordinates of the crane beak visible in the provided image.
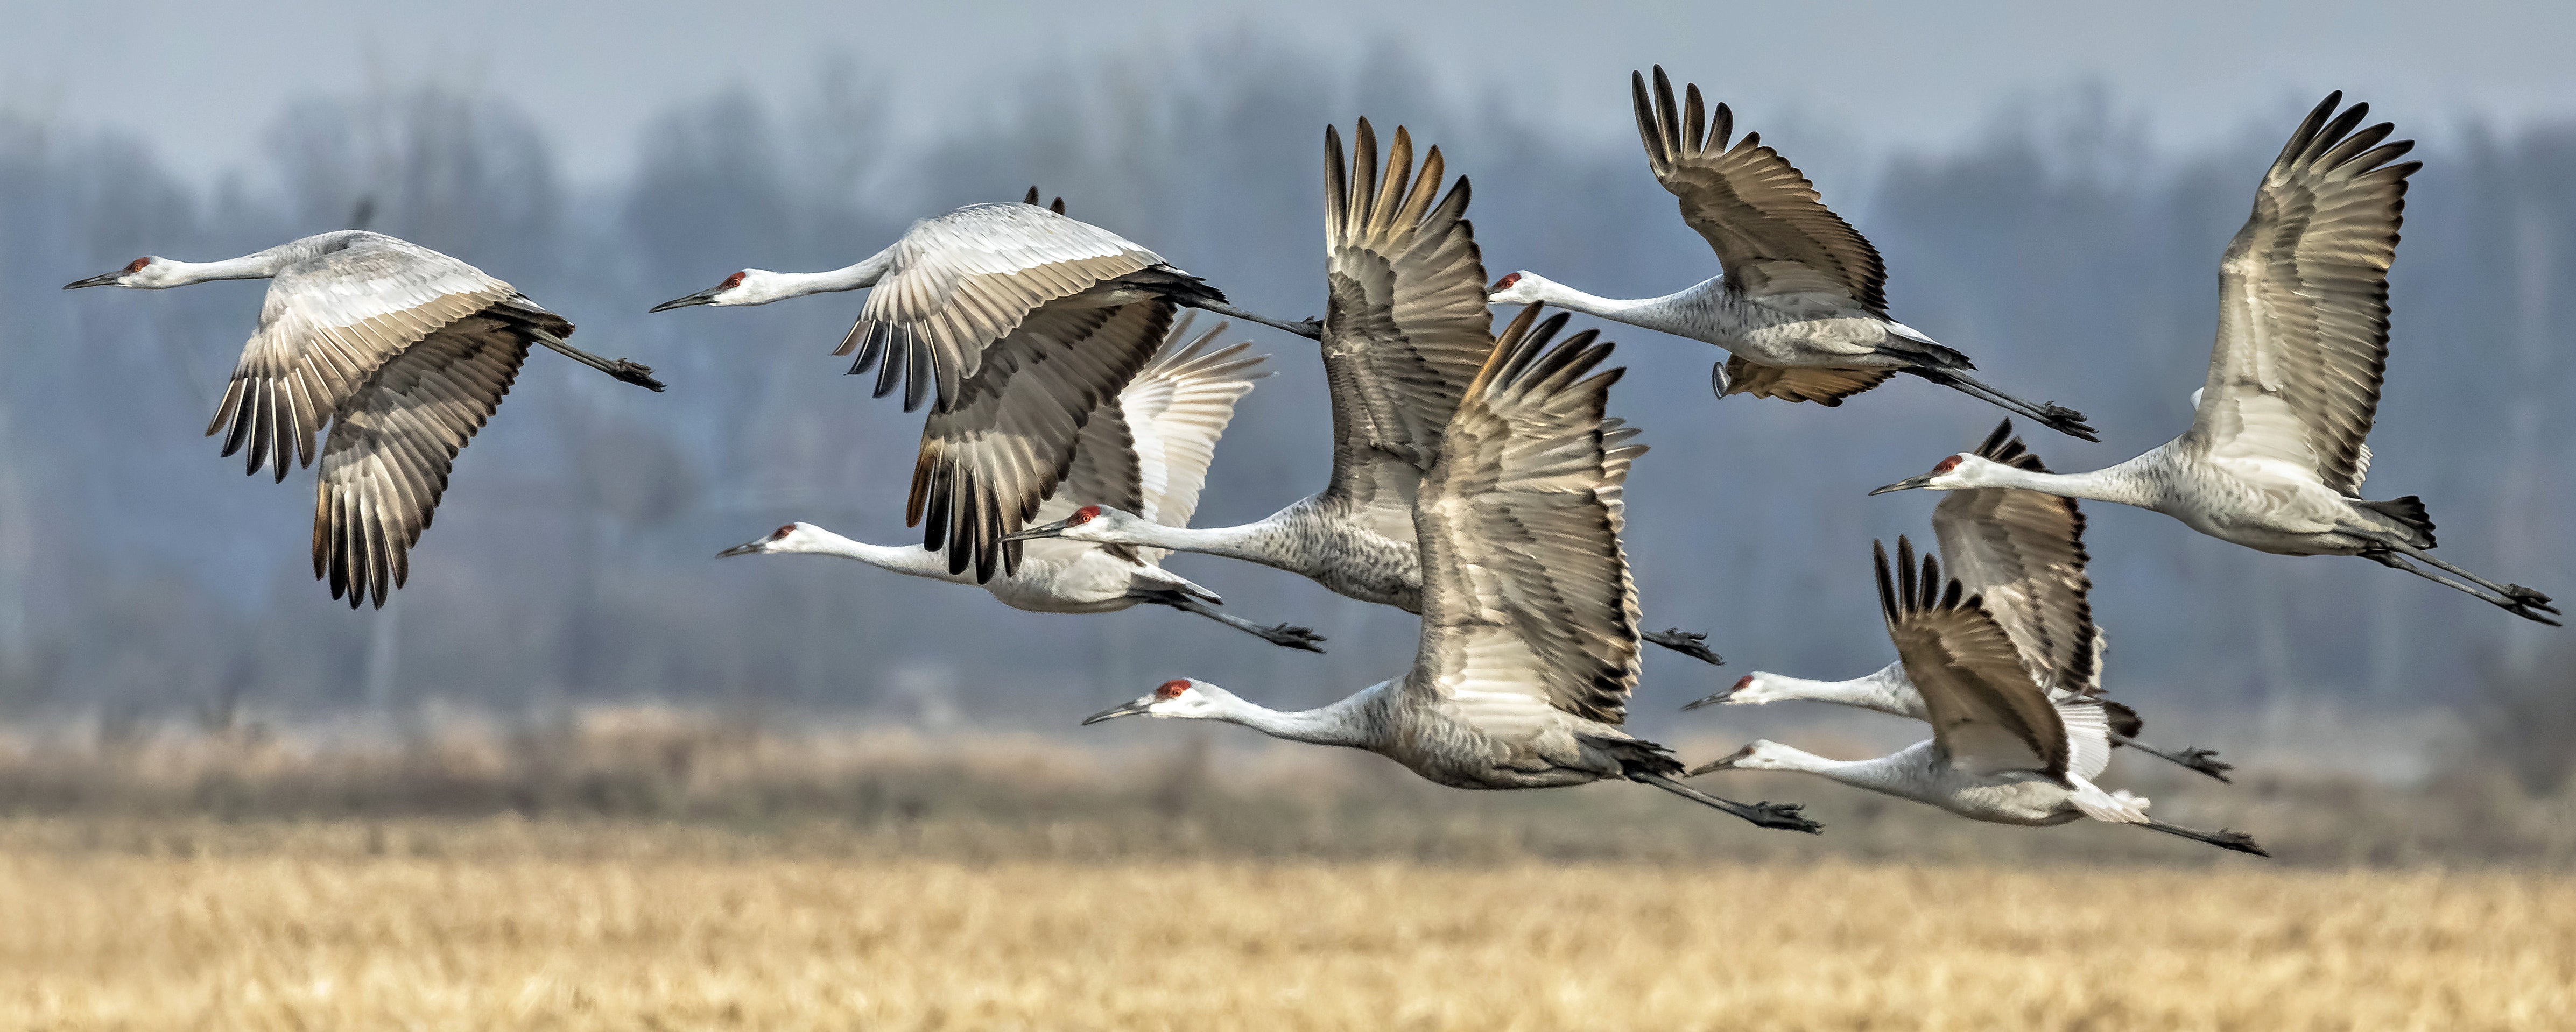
[1001,517,1074,543]
[1680,675,1754,711]
[649,286,725,313]
[1685,746,1756,777]
[715,538,769,558]
[62,271,122,289]
[1080,697,1154,725]
[1868,473,1935,496]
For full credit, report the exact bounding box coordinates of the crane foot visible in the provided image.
[1643,628,1723,665]
[1259,624,1328,653]
[1743,801,1822,834]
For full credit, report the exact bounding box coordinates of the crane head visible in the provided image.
[1684,740,1797,776]
[1486,271,1551,306]
[1681,674,1770,711]
[64,257,166,290]
[1868,453,1993,496]
[1081,678,1225,725]
[651,269,780,311]
[717,521,826,557]
[1001,504,1145,545]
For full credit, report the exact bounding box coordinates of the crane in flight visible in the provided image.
[1694,540,2267,855]
[1873,94,2557,626]
[650,191,1317,583]
[65,230,664,607]
[1080,307,1817,833]
[1002,121,1723,664]
[1690,420,2232,781]
[717,316,1321,650]
[1488,66,2094,440]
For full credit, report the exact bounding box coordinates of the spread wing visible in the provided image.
[1931,421,2102,696]
[2189,93,2419,497]
[909,300,1174,582]
[311,306,537,608]
[210,232,521,482]
[1114,314,1267,529]
[1878,537,2069,779]
[1717,357,1894,405]
[1409,308,1638,727]
[1634,67,1886,309]
[1318,119,1494,540]
[839,202,1180,413]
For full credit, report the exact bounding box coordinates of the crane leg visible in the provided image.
[1905,367,2098,442]
[2110,733,2233,783]
[2362,547,2562,626]
[2383,543,2557,614]
[1632,771,1821,833]
[1153,594,1327,653]
[1187,302,1324,341]
[2136,819,2269,857]
[1642,628,1724,665]
[529,329,666,392]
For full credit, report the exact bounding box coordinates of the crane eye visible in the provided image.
[1932,455,1965,475]
[123,258,150,274]
[1073,505,1101,524]
[1492,272,1520,291]
[771,524,794,540]
[721,271,747,290]
[1155,679,1190,699]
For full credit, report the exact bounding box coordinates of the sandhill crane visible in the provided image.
[1872,94,2558,626]
[1002,122,1722,664]
[1081,310,1815,831]
[63,231,664,607]
[649,194,1318,584]
[717,317,1321,650]
[1693,540,2267,856]
[1689,420,2232,781]
[1487,67,2095,441]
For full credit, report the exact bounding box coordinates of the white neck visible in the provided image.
[784,527,967,583]
[1205,682,1381,749]
[1759,742,1936,803]
[1094,515,1291,570]
[774,249,894,299]
[1526,277,1727,340]
[154,248,304,286]
[1970,457,2164,510]
[1763,662,1924,720]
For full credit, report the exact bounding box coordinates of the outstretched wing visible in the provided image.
[1717,357,1894,406]
[1318,119,1494,539]
[910,300,1174,582]
[1409,307,1638,726]
[1114,314,1267,529]
[1877,537,2070,779]
[210,232,521,482]
[1634,67,1886,309]
[311,306,536,608]
[840,202,1185,413]
[2190,93,2418,497]
[1931,420,2102,696]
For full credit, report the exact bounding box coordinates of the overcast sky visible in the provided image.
[6,1,2572,183]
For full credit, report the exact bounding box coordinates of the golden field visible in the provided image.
[0,819,2571,1031]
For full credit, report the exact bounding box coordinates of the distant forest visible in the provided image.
[0,43,2567,734]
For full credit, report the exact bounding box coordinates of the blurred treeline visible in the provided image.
[0,43,2567,746]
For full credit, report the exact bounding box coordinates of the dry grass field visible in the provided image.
[0,820,2570,1031]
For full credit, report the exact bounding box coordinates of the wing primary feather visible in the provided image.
[1631,71,1665,167]
[1324,124,1348,242]
[1897,535,1920,614]
[1874,539,1898,627]
[1350,118,1380,231]
[1652,66,1684,158]
[1682,82,1707,153]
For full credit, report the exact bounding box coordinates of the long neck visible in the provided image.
[1764,662,1923,720]
[1529,277,1728,340]
[1974,456,2165,510]
[778,248,895,298]
[1207,683,1382,749]
[1763,743,1935,802]
[161,245,307,285]
[789,529,967,583]
[1101,513,1299,570]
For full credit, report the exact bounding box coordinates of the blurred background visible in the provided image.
[0,0,2570,837]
